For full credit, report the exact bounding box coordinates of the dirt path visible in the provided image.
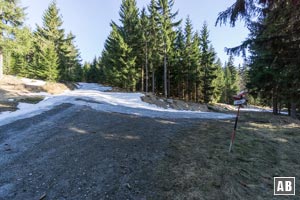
[0,103,198,200]
[1,103,299,199]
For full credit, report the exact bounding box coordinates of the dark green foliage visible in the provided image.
[99,0,233,103]
[0,0,26,78]
[199,23,218,103]
[84,58,101,83]
[0,1,83,82]
[212,59,225,103]
[31,35,59,81]
[101,24,138,90]
[35,2,82,82]
[179,17,201,101]
[156,0,181,97]
[221,57,239,104]
[147,0,163,93]
[217,0,300,117]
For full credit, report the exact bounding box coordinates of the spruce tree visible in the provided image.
[118,0,141,90]
[10,27,33,77]
[86,58,100,83]
[217,0,300,117]
[157,0,181,97]
[182,17,201,101]
[102,24,138,90]
[172,27,185,98]
[31,35,59,81]
[199,23,217,103]
[62,32,82,81]
[36,1,82,82]
[0,0,25,78]
[140,8,149,92]
[147,0,162,93]
[212,59,225,103]
[222,56,239,104]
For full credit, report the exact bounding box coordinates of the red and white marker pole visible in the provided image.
[229,104,241,152]
[229,90,247,153]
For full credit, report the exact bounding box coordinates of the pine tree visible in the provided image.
[82,62,91,82]
[147,0,163,93]
[10,27,33,77]
[102,24,138,90]
[212,59,225,103]
[199,23,217,103]
[157,0,181,97]
[140,8,149,92]
[31,35,59,81]
[35,1,82,82]
[62,32,82,81]
[222,56,239,104]
[222,64,232,104]
[0,0,25,78]
[86,58,100,83]
[181,17,201,101]
[119,0,141,90]
[217,0,300,117]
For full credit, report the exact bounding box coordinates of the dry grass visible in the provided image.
[0,75,76,112]
[154,112,300,199]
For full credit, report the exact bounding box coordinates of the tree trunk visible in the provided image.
[288,103,291,116]
[168,69,170,97]
[163,42,167,98]
[0,49,3,80]
[291,101,297,119]
[141,64,144,92]
[152,69,155,94]
[145,42,149,93]
[272,88,278,115]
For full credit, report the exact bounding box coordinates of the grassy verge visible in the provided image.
[154,112,300,199]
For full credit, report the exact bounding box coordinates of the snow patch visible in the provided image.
[0,83,235,126]
[21,77,46,86]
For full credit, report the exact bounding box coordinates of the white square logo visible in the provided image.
[274,177,295,195]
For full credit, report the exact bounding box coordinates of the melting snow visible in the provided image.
[21,78,46,86]
[0,83,235,126]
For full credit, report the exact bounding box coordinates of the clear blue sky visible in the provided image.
[21,0,248,65]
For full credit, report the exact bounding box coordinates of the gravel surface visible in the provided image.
[0,103,198,200]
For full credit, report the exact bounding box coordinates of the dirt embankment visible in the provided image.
[141,93,209,112]
[0,75,76,112]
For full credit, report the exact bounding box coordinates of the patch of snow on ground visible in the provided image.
[21,78,46,86]
[0,83,235,126]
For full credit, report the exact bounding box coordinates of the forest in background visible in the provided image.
[0,0,299,118]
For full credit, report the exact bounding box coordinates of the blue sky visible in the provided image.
[21,0,249,65]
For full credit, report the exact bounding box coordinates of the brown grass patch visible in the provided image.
[154,113,300,199]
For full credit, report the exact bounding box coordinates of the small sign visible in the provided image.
[274,177,295,195]
[234,99,246,105]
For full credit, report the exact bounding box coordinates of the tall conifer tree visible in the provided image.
[157,0,181,97]
[199,23,217,103]
[0,0,25,78]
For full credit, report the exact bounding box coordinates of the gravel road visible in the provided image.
[0,103,198,200]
